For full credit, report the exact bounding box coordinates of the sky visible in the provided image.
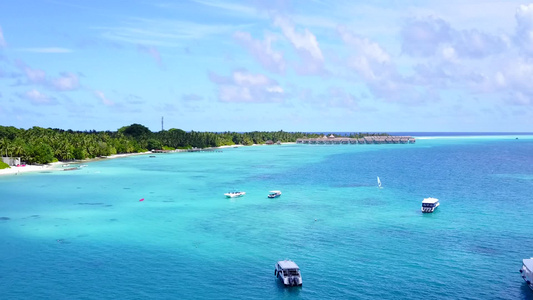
[1,0,533,132]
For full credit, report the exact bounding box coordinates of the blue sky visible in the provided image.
[1,0,532,132]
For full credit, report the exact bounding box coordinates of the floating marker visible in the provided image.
[139,198,144,202]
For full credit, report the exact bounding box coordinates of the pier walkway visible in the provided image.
[296,135,415,145]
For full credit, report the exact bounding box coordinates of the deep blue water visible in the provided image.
[1,135,532,299]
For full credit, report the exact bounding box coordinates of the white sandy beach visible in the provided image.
[0,164,53,176]
[0,151,152,177]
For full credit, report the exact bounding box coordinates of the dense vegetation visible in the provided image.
[0,124,389,165]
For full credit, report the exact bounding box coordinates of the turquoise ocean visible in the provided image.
[1,134,533,299]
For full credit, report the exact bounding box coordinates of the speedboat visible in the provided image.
[421,197,439,213]
[224,191,245,198]
[268,190,282,198]
[520,258,533,291]
[275,260,302,286]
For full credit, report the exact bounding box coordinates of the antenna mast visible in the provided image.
[161,116,164,131]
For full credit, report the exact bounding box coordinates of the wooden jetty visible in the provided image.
[151,148,223,153]
[296,135,415,145]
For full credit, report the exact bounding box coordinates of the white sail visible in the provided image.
[377,176,382,188]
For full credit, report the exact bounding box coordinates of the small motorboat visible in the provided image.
[268,190,282,198]
[224,191,245,198]
[275,260,302,286]
[421,197,440,213]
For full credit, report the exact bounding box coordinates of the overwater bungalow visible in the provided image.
[296,135,415,145]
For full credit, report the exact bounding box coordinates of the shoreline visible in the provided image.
[0,143,298,177]
[0,151,152,177]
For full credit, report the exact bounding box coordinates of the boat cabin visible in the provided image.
[520,258,533,291]
[421,197,440,213]
[275,260,302,286]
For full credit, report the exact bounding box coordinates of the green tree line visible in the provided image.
[0,124,309,164]
[0,124,390,165]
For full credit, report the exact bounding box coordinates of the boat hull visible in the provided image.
[521,261,533,291]
[225,193,245,198]
[421,202,439,213]
[276,272,302,286]
[275,260,302,287]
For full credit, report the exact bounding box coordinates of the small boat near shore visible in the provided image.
[421,197,440,213]
[275,260,302,287]
[520,258,533,291]
[63,166,81,171]
[268,190,282,198]
[224,191,245,198]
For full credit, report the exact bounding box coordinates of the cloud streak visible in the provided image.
[273,15,326,75]
[17,47,72,53]
[0,26,6,48]
[234,31,286,74]
[17,62,80,91]
[97,18,238,47]
[20,89,56,105]
[94,90,114,106]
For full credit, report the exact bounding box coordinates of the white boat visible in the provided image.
[377,176,382,189]
[224,191,245,198]
[520,258,533,291]
[421,197,440,213]
[275,260,302,286]
[268,190,282,198]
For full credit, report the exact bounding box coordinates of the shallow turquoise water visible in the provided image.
[1,136,532,299]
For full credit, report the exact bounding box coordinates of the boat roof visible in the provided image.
[422,197,439,204]
[524,258,533,271]
[277,260,299,269]
[269,190,281,193]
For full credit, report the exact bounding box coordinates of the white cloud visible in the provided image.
[234,31,286,74]
[94,90,114,106]
[515,4,533,55]
[22,89,54,105]
[233,71,270,86]
[209,70,284,103]
[0,26,6,48]
[51,73,79,91]
[17,47,72,53]
[274,16,323,61]
[16,62,80,91]
[453,29,506,58]
[401,17,506,58]
[273,15,326,75]
[137,45,162,65]
[401,17,452,57]
[23,65,47,83]
[441,46,458,62]
[338,26,392,81]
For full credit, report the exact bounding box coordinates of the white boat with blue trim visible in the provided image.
[421,197,439,213]
[224,191,245,198]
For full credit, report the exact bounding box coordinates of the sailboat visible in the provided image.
[377,176,382,189]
